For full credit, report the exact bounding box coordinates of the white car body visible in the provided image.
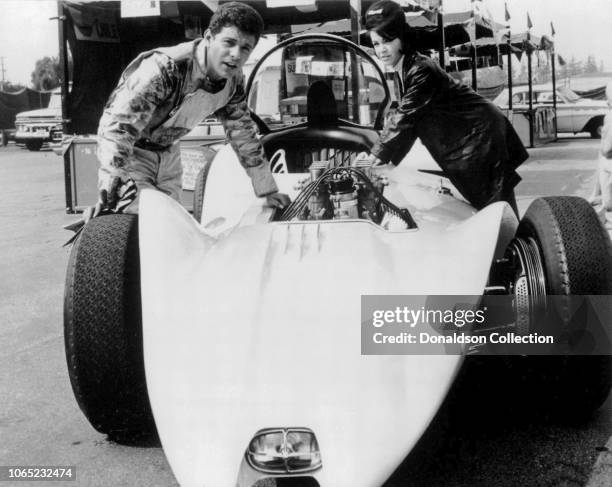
[138,146,518,487]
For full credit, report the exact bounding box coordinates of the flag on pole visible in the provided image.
[550,21,556,36]
[410,0,441,12]
[427,0,442,12]
[527,12,533,29]
[470,0,493,26]
[463,16,477,42]
[504,2,510,22]
[557,54,566,66]
[464,0,477,43]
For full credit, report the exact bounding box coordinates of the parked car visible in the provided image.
[14,88,62,151]
[493,84,609,138]
[64,34,612,487]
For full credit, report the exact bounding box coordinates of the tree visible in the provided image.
[584,55,598,74]
[0,80,25,93]
[567,56,583,77]
[30,56,61,91]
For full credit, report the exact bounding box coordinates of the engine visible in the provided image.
[275,159,416,230]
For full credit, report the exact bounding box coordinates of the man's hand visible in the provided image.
[93,176,121,218]
[265,191,291,210]
[84,176,137,223]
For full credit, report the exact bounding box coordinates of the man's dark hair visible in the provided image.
[209,2,264,42]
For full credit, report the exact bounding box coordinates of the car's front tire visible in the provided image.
[64,214,156,441]
[514,197,612,421]
[25,140,43,151]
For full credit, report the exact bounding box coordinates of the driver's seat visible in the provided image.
[261,81,377,173]
[307,81,338,127]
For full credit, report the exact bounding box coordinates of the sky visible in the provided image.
[446,0,612,69]
[0,0,611,86]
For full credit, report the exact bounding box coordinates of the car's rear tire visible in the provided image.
[64,214,156,441]
[25,140,43,151]
[1,130,7,147]
[515,196,612,421]
[192,160,212,223]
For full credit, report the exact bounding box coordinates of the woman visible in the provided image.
[363,0,528,212]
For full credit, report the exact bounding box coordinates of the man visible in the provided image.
[93,1,289,216]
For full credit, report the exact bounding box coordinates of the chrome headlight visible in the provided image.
[246,428,322,473]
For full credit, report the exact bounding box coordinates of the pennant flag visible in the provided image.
[557,54,566,66]
[426,0,442,12]
[411,0,441,12]
[504,2,510,22]
[527,12,533,29]
[470,0,493,26]
[551,21,556,36]
[464,17,477,42]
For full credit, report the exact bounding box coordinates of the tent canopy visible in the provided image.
[0,89,52,130]
[290,9,494,50]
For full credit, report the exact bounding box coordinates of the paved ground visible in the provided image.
[0,146,177,487]
[515,136,602,214]
[0,138,610,487]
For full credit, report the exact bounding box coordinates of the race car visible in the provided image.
[64,34,612,487]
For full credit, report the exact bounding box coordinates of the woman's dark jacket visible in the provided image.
[370,51,529,209]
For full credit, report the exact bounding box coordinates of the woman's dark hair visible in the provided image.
[209,2,264,43]
[364,0,414,53]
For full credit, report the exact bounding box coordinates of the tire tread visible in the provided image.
[64,214,155,441]
[517,196,612,421]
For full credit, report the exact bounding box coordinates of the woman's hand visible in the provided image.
[355,152,385,166]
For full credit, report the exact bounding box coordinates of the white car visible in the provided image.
[64,35,612,487]
[493,84,608,138]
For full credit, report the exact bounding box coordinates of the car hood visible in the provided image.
[15,107,61,120]
[574,98,608,108]
[139,185,514,487]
